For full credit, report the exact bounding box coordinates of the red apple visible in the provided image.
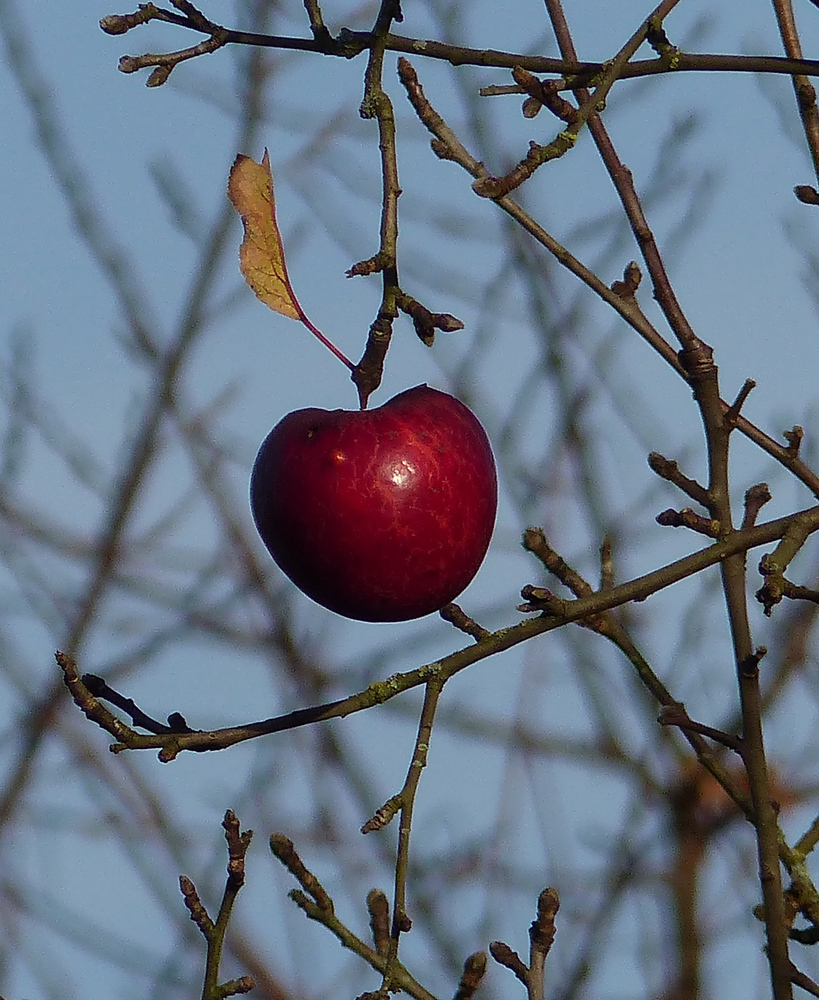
[250,384,497,622]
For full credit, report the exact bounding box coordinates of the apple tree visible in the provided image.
[3,1,819,999]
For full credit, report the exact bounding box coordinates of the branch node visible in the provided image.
[394,289,464,345]
[352,315,394,408]
[658,703,741,750]
[742,483,772,529]
[677,338,716,381]
[347,251,390,277]
[454,951,488,1000]
[529,886,560,954]
[100,5,163,34]
[646,16,681,69]
[725,378,756,425]
[522,528,593,597]
[517,584,570,616]
[647,452,711,506]
[511,66,578,125]
[180,874,214,936]
[739,646,768,678]
[785,425,804,457]
[223,809,253,890]
[489,941,529,984]
[756,516,816,614]
[367,888,391,955]
[439,603,490,641]
[361,794,402,834]
[219,976,255,996]
[610,260,642,299]
[270,833,334,913]
[655,507,721,538]
[795,185,819,205]
[473,133,574,199]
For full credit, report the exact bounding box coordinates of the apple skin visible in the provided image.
[250,384,497,622]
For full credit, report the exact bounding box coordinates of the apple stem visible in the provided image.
[297,311,355,371]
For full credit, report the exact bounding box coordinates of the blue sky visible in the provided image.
[4,1,819,997]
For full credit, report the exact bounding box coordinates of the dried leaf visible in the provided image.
[227,150,355,373]
[227,150,302,322]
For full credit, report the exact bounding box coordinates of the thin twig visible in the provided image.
[771,0,819,197]
[362,677,444,991]
[100,10,819,84]
[454,952,488,1000]
[349,0,403,406]
[397,58,819,498]
[269,836,436,1000]
[57,503,819,755]
[473,0,682,198]
[182,810,255,999]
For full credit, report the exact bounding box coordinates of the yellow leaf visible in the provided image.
[227,150,355,373]
[227,150,302,322]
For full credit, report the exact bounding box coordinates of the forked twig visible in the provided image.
[181,811,254,999]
